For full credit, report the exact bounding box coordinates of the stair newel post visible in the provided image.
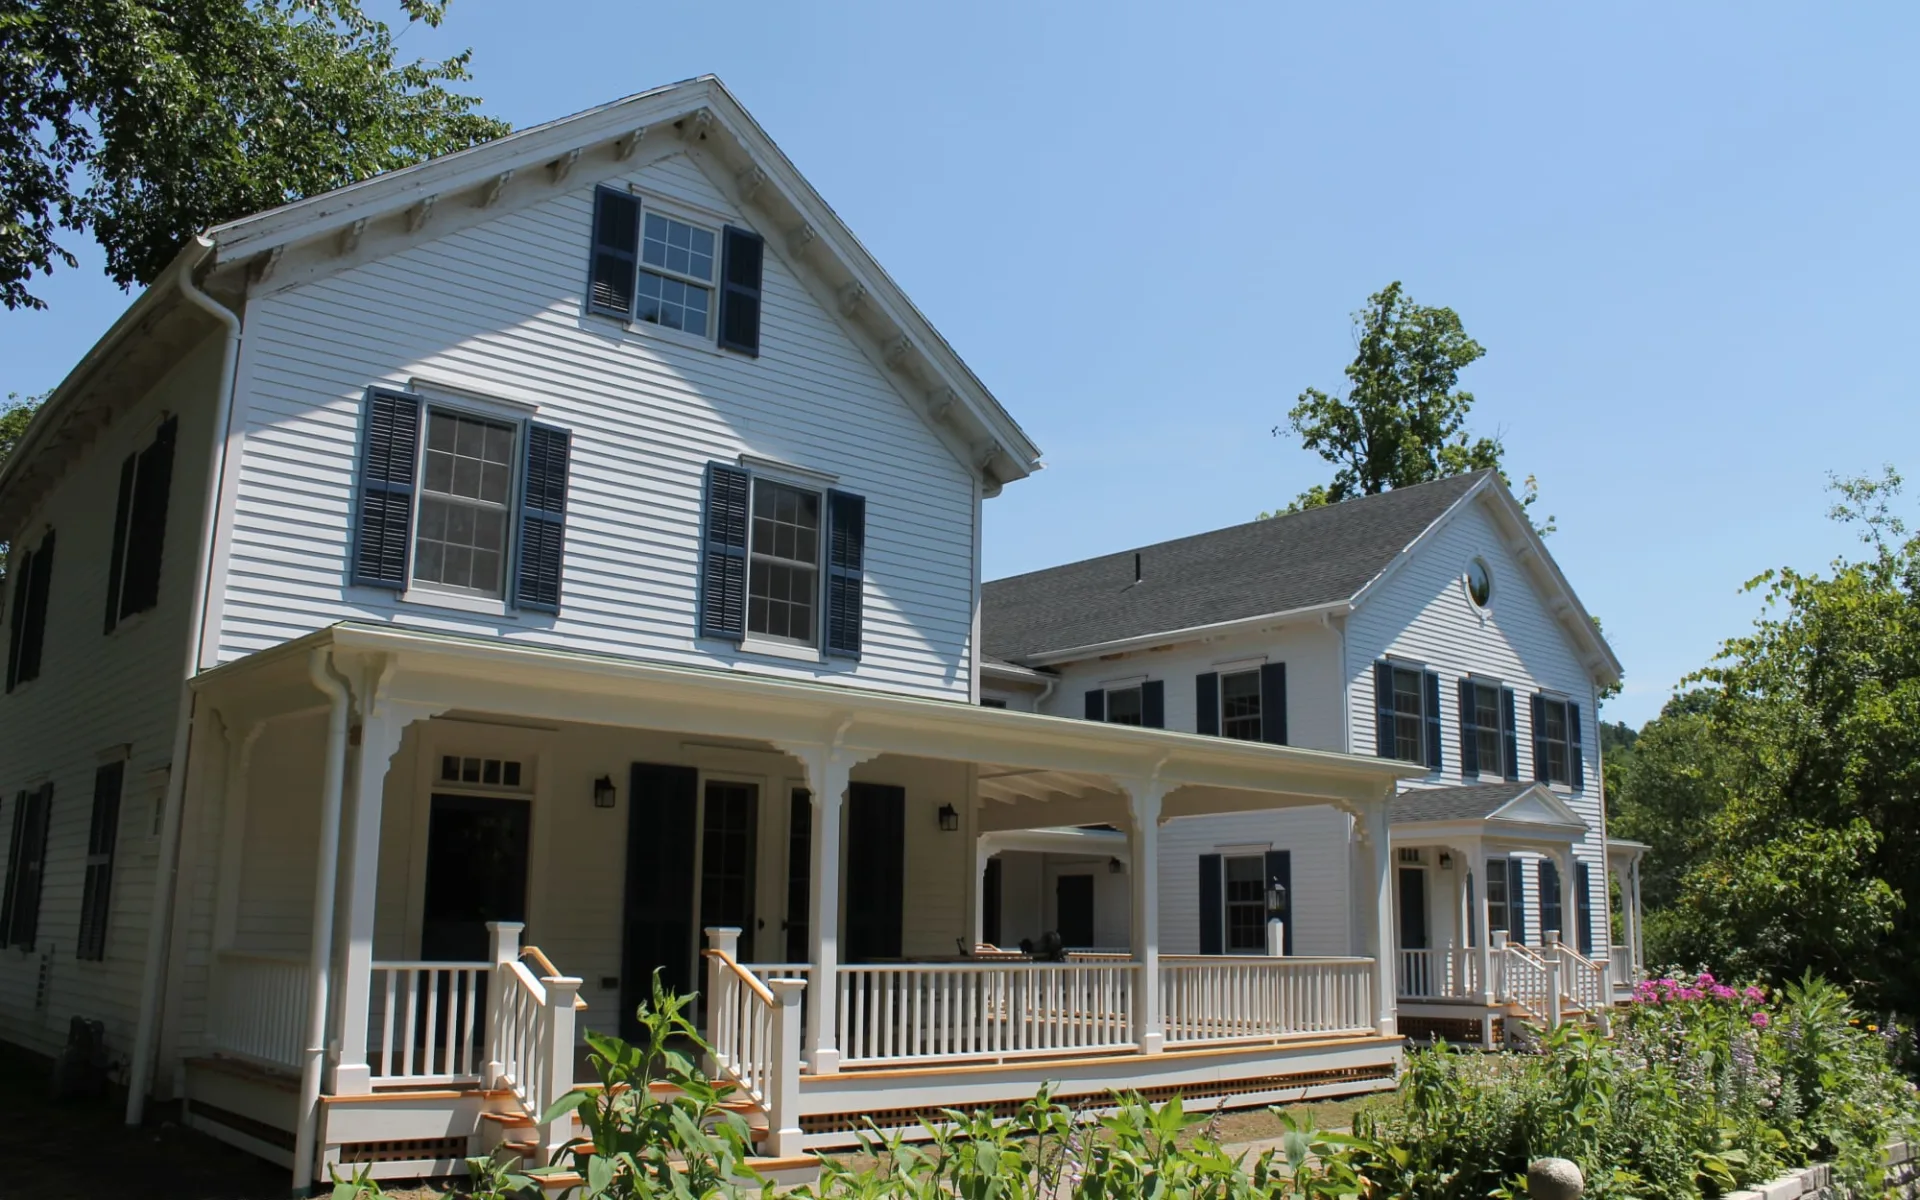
[705,927,741,1073]
[1544,931,1564,1030]
[539,974,582,1161]
[1596,961,1614,1035]
[766,978,807,1159]
[484,921,524,1089]
[1490,930,1509,1001]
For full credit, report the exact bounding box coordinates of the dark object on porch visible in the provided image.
[1033,930,1067,962]
[50,1016,107,1100]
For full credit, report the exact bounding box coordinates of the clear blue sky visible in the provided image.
[4,2,1914,727]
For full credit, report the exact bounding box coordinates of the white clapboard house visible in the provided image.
[0,77,1424,1189]
[979,473,1649,1048]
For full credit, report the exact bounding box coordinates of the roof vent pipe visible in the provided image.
[1133,552,1142,583]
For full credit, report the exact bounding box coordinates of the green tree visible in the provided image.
[1273,281,1551,530]
[0,0,509,310]
[0,392,46,578]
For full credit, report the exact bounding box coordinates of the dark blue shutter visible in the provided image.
[1198,854,1223,954]
[17,531,53,686]
[1084,689,1105,721]
[1531,694,1550,782]
[1458,679,1479,777]
[1195,672,1219,736]
[0,792,22,944]
[1423,670,1443,771]
[1569,701,1585,789]
[1576,861,1594,956]
[1265,849,1293,955]
[512,422,570,613]
[1260,662,1288,744]
[4,784,51,950]
[1539,859,1563,943]
[824,490,865,659]
[1141,680,1165,728]
[119,415,176,617]
[77,762,123,961]
[698,463,750,640]
[718,226,765,355]
[350,389,421,590]
[588,186,641,318]
[7,547,32,692]
[104,455,135,633]
[1502,688,1520,781]
[1508,858,1528,945]
[1373,662,1395,758]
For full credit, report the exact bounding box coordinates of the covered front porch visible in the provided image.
[177,623,1415,1185]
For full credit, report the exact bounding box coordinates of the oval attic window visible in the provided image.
[1467,558,1493,607]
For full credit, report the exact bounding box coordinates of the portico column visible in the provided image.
[1469,841,1493,1004]
[1554,847,1580,957]
[782,744,862,1075]
[1362,798,1396,1037]
[1122,780,1167,1055]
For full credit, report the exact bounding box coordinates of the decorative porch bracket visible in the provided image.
[1118,777,1168,1055]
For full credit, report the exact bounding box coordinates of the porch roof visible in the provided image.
[194,622,1419,817]
[1388,782,1588,847]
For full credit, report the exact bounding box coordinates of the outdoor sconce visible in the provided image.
[1438,851,1454,870]
[593,775,617,809]
[1267,880,1289,915]
[1108,857,1124,874]
[937,803,960,832]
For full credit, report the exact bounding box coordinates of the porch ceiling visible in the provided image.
[193,623,1417,815]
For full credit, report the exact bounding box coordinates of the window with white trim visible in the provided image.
[1220,670,1262,741]
[1388,664,1425,763]
[637,212,716,336]
[1223,854,1267,953]
[1105,684,1144,726]
[1485,856,1511,936]
[1470,681,1503,775]
[1540,697,1573,784]
[414,410,517,599]
[747,479,821,645]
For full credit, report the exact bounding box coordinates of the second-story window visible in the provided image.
[415,411,516,599]
[747,479,820,644]
[638,212,716,336]
[1458,678,1518,780]
[1531,694,1584,787]
[1105,684,1144,726]
[1220,670,1261,740]
[6,529,55,692]
[104,416,178,633]
[1373,661,1441,770]
[1083,680,1164,728]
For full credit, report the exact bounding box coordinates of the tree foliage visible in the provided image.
[1613,467,1919,1010]
[0,0,509,309]
[1273,281,1551,531]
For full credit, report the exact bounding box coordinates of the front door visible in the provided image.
[421,794,531,962]
[1055,874,1095,948]
[698,781,760,962]
[621,764,698,1040]
[1397,866,1429,951]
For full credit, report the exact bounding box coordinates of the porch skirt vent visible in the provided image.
[340,1135,472,1165]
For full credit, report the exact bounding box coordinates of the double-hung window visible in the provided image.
[76,761,123,962]
[1220,671,1262,740]
[0,783,53,949]
[698,463,865,657]
[1458,678,1519,780]
[1485,856,1527,945]
[1083,680,1164,728]
[1531,694,1585,788]
[6,529,55,692]
[104,416,178,633]
[1196,663,1286,743]
[1223,854,1267,953]
[747,479,821,644]
[1105,685,1143,726]
[1198,849,1292,955]
[637,212,717,336]
[1485,857,1510,935]
[588,187,766,356]
[348,389,572,613]
[1373,661,1442,770]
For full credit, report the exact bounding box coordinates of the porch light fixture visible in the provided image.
[937,803,960,832]
[1439,851,1454,870]
[593,775,617,809]
[1108,857,1124,874]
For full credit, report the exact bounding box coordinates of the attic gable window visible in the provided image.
[637,212,716,336]
[587,189,765,356]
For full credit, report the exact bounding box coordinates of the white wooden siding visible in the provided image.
[0,336,222,1060]
[1157,807,1357,956]
[216,151,978,699]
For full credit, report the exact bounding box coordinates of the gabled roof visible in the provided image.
[982,473,1485,662]
[980,470,1622,686]
[1391,782,1587,839]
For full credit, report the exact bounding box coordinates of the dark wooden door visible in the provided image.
[1397,866,1429,950]
[620,763,698,1040]
[1055,874,1094,948]
[698,781,759,961]
[420,794,530,962]
[784,789,810,963]
[844,783,904,961]
[982,857,1003,947]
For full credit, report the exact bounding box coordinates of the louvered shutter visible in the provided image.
[1423,670,1443,771]
[1265,849,1293,954]
[1084,689,1105,721]
[1373,662,1396,758]
[104,455,135,633]
[0,791,23,944]
[1141,680,1165,728]
[1195,672,1219,736]
[588,186,641,318]
[17,530,54,685]
[1569,701,1585,789]
[1260,662,1288,745]
[8,784,50,949]
[77,762,122,961]
[717,226,765,355]
[350,390,422,590]
[1508,858,1528,945]
[1458,679,1479,777]
[698,463,750,640]
[119,416,177,617]
[824,490,866,658]
[1531,695,1550,782]
[6,548,31,692]
[1198,854,1224,954]
[1575,861,1594,956]
[512,422,571,613]
[1502,688,1520,780]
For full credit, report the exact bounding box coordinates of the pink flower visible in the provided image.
[1697,971,1717,986]
[1711,985,1738,1001]
[1752,1012,1771,1029]
[1745,986,1765,1003]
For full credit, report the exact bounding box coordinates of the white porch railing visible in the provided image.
[207,950,310,1070]
[1554,939,1611,1030]
[367,961,491,1084]
[1497,936,1554,1023]
[1161,956,1374,1044]
[705,930,803,1157]
[1395,948,1483,1001]
[836,960,1139,1065]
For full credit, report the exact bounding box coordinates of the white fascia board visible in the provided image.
[1345,474,1494,615]
[1019,600,1352,667]
[979,826,1130,859]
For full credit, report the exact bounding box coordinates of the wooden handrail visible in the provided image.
[520,946,588,1011]
[703,948,777,1006]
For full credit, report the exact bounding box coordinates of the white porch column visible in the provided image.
[781,743,863,1075]
[1630,860,1646,972]
[1121,779,1167,1055]
[1361,799,1396,1037]
[1468,841,1493,1005]
[973,841,992,948]
[1554,847,1580,958]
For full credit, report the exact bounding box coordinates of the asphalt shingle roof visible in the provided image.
[1390,782,1536,824]
[981,472,1488,661]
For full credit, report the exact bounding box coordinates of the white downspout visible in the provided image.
[292,649,353,1192]
[125,237,243,1125]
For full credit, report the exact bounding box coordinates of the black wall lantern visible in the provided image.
[937,802,960,832]
[593,775,617,808]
